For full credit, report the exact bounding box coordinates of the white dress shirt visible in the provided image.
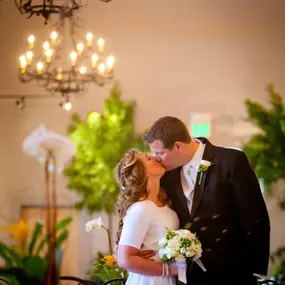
[180,140,205,213]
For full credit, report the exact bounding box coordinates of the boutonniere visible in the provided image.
[197,160,211,185]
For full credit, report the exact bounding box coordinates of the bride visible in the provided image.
[115,149,180,285]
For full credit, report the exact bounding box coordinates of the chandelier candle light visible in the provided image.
[18,30,115,98]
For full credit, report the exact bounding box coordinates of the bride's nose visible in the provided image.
[155,156,162,162]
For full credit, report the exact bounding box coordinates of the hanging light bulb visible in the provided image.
[59,97,72,111]
[77,42,84,55]
[27,35,35,49]
[106,55,115,71]
[97,38,104,53]
[86,32,93,48]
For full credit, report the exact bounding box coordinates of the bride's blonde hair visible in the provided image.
[114,149,171,254]
[115,149,148,250]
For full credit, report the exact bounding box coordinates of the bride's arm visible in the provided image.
[117,245,177,276]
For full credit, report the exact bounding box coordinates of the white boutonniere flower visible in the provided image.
[197,160,211,185]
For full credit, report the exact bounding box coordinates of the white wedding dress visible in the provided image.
[119,200,179,285]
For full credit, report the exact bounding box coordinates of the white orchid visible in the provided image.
[23,124,76,173]
[85,217,103,232]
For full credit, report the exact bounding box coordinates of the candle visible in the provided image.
[106,55,115,71]
[19,55,27,73]
[70,51,77,66]
[50,31,58,45]
[45,49,53,63]
[91,53,99,68]
[43,41,50,51]
[26,51,33,66]
[77,42,84,55]
[27,35,35,49]
[98,63,105,76]
[79,66,87,75]
[86,32,93,48]
[97,38,104,53]
[36,62,44,75]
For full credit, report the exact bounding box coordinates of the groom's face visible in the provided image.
[149,140,181,170]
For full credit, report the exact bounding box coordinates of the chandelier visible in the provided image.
[17,3,115,110]
[15,0,112,24]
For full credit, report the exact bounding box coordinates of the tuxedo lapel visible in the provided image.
[190,138,215,220]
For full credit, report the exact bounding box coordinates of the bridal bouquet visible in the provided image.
[158,228,205,283]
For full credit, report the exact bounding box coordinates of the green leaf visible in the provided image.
[56,230,68,249]
[28,222,43,256]
[22,256,47,281]
[0,242,23,267]
[35,217,72,256]
[55,216,72,231]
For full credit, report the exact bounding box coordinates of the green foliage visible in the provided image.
[242,84,285,197]
[271,246,285,284]
[89,253,128,284]
[0,217,72,285]
[64,83,148,215]
[242,84,285,282]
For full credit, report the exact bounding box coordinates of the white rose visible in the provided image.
[175,254,186,263]
[180,247,186,254]
[193,244,202,258]
[168,236,181,251]
[186,250,193,258]
[200,160,211,167]
[85,217,103,232]
[178,229,191,239]
[158,237,167,247]
[165,248,176,259]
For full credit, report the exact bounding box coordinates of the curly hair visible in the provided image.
[114,149,171,253]
[114,149,148,250]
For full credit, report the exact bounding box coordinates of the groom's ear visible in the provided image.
[173,141,183,151]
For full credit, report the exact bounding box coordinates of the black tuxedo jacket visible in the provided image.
[160,138,270,284]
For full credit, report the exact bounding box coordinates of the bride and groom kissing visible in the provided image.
[115,116,270,285]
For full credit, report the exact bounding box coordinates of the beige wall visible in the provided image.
[0,0,285,277]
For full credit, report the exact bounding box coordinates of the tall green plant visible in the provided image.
[0,217,72,285]
[242,84,285,283]
[243,84,285,199]
[64,84,147,235]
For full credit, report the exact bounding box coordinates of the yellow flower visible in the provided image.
[102,255,115,269]
[0,219,30,253]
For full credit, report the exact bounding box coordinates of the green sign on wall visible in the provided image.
[191,122,211,137]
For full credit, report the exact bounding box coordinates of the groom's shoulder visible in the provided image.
[213,144,247,164]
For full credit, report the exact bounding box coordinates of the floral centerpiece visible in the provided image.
[86,218,128,284]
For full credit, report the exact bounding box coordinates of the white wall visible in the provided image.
[0,0,285,277]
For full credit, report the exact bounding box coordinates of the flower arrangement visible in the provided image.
[0,217,72,285]
[158,228,205,283]
[86,217,128,284]
[91,253,128,284]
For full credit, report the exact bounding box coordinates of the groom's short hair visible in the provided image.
[143,116,191,149]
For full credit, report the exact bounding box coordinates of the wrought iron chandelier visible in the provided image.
[16,0,115,110]
[15,0,112,24]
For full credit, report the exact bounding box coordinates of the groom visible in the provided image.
[143,116,270,285]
